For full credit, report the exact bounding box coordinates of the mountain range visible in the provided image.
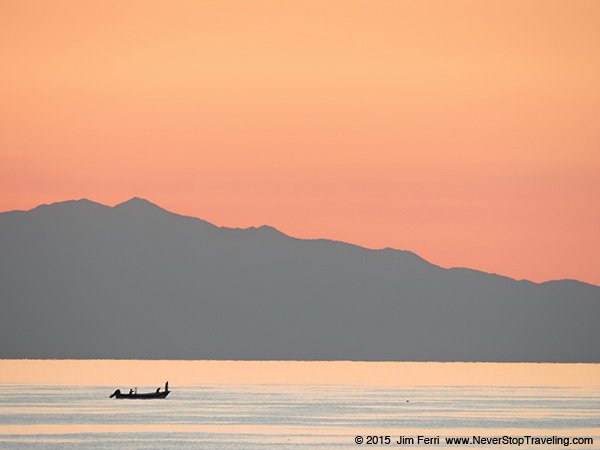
[1,197,598,362]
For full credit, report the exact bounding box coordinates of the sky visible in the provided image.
[1,0,599,285]
[3,360,600,387]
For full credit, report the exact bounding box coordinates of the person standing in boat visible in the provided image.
[165,381,169,392]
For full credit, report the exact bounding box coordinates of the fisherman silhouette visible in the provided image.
[109,389,121,398]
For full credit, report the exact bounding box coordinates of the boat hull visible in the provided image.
[110,391,170,399]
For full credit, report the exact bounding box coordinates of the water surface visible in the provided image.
[1,360,598,449]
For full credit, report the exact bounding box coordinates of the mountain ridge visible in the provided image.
[3,197,594,288]
[1,197,599,362]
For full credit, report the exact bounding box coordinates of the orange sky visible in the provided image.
[1,0,599,285]
[3,360,600,387]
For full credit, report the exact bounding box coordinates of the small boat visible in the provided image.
[110,381,170,399]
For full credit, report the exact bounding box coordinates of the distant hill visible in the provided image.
[1,198,598,362]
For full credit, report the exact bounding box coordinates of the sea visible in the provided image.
[0,360,598,449]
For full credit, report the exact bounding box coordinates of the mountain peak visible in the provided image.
[114,197,162,210]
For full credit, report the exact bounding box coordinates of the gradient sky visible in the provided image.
[1,0,599,284]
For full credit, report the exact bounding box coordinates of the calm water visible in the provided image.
[1,361,599,449]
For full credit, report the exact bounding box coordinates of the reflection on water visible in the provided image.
[0,361,599,449]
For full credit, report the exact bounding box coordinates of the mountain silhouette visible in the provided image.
[1,198,598,362]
